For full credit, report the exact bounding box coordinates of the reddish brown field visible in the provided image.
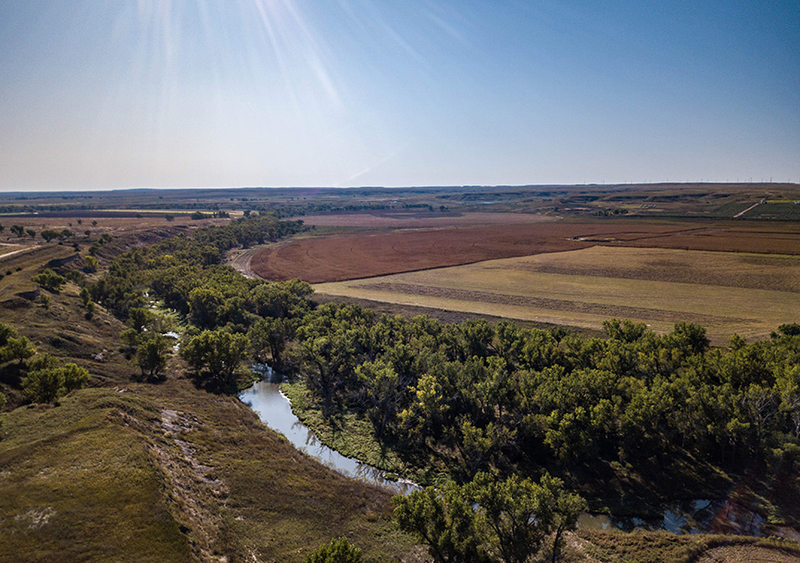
[250,221,800,283]
[292,211,556,228]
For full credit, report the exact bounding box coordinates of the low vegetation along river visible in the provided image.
[239,367,419,495]
[240,369,776,537]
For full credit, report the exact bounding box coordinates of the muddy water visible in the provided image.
[239,373,419,495]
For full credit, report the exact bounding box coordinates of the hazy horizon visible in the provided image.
[1,1,798,191]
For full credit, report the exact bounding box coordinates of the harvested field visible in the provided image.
[291,211,556,228]
[313,247,800,342]
[250,221,800,283]
[494,246,800,293]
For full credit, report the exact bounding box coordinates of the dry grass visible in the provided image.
[314,246,800,343]
[0,241,421,563]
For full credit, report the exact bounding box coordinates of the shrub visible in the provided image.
[22,368,64,403]
[31,269,65,292]
[21,358,89,403]
[304,537,363,563]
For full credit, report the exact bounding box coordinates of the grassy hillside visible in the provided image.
[0,247,419,562]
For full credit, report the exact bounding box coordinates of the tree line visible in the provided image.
[88,215,800,483]
[83,215,800,558]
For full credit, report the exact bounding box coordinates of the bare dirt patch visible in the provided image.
[249,221,800,283]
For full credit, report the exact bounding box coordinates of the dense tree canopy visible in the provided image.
[85,215,800,526]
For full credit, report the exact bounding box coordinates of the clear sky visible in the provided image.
[0,0,798,191]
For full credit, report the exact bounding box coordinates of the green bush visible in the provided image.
[304,537,363,563]
[31,269,65,292]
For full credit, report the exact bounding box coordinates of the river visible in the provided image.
[239,371,419,494]
[240,370,786,537]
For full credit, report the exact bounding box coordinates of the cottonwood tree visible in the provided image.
[396,474,585,563]
[31,269,65,292]
[22,354,89,403]
[181,329,249,392]
[136,333,170,382]
[394,481,489,563]
[248,317,287,368]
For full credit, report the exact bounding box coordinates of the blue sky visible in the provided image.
[0,0,798,190]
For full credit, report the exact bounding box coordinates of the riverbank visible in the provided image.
[281,381,411,478]
[277,382,800,540]
[269,381,800,561]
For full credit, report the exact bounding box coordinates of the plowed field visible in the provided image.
[291,211,555,228]
[313,246,800,342]
[250,221,800,283]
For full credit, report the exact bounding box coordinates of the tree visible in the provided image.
[394,482,489,563]
[304,537,363,563]
[181,330,249,392]
[127,307,155,332]
[10,225,24,237]
[136,333,170,382]
[40,229,61,243]
[603,318,648,343]
[778,323,800,337]
[21,357,88,403]
[31,269,65,292]
[0,322,17,347]
[188,287,224,329]
[1,336,36,365]
[165,214,175,222]
[22,367,63,403]
[26,229,36,239]
[670,322,710,355]
[541,473,587,563]
[62,363,90,392]
[356,360,404,440]
[248,317,287,367]
[470,473,553,563]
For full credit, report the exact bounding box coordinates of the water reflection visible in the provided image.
[241,367,778,536]
[239,367,419,495]
[578,498,769,536]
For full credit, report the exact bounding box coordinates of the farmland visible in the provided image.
[250,219,800,284]
[1,184,800,562]
[313,246,800,343]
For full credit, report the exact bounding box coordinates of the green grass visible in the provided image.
[0,248,420,562]
[281,382,408,475]
[0,389,192,563]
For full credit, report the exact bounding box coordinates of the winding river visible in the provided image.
[239,368,419,494]
[240,370,784,537]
